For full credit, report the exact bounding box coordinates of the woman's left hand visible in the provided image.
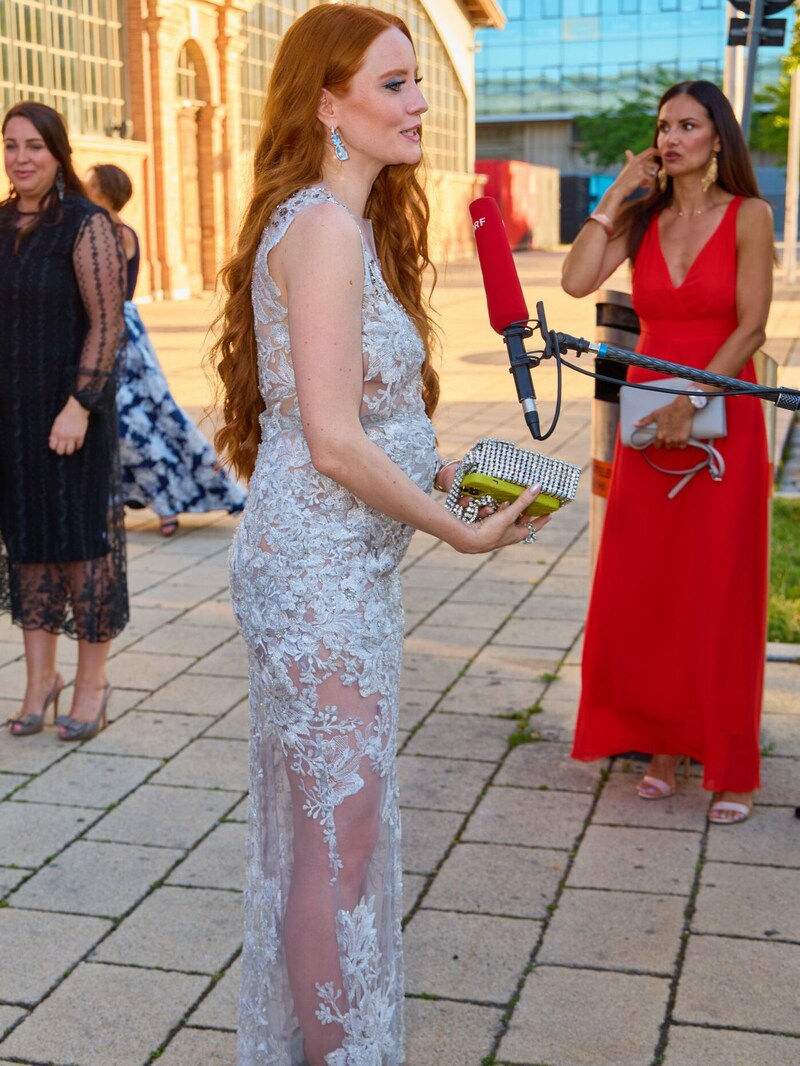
[49,396,90,455]
[636,397,694,448]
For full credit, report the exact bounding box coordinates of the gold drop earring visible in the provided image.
[701,154,718,193]
[657,167,668,193]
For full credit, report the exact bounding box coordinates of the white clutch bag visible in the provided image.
[619,377,726,498]
[619,377,726,446]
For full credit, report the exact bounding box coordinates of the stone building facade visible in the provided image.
[1,0,503,298]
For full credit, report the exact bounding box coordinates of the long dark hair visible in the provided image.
[618,81,762,263]
[2,101,85,246]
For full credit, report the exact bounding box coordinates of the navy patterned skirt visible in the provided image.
[118,303,247,520]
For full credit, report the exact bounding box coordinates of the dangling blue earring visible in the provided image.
[330,126,349,162]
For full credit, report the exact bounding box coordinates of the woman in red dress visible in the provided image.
[562,81,774,824]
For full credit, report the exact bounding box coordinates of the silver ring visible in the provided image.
[523,524,537,544]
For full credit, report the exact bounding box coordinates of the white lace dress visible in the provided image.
[229,185,439,1065]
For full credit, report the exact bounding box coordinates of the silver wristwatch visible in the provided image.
[688,392,709,411]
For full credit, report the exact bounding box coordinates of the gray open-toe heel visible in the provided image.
[7,674,65,737]
[57,683,112,742]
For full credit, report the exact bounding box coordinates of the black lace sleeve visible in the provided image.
[71,210,126,411]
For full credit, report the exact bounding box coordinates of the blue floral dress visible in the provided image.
[117,227,246,520]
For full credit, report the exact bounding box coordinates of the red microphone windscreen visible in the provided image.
[469,197,530,335]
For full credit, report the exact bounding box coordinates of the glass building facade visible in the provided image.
[476,0,787,120]
[0,0,126,136]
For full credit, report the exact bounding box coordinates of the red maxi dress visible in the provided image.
[572,197,769,792]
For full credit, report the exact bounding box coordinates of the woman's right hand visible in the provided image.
[613,147,661,201]
[447,485,552,554]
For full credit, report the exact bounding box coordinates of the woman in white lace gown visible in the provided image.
[210,7,551,1063]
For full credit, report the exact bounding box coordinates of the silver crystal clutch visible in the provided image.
[444,438,582,523]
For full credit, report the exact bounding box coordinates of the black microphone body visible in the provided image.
[504,325,542,438]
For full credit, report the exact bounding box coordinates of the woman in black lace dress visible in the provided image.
[1,102,127,740]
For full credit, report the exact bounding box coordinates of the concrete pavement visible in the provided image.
[0,249,798,1066]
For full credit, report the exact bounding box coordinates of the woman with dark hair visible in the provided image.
[562,81,773,825]
[84,163,246,536]
[1,102,127,740]
[211,5,551,1061]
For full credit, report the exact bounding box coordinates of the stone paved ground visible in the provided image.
[1,251,798,1066]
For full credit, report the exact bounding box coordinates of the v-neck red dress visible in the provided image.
[572,197,769,791]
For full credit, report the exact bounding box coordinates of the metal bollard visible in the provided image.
[590,290,640,573]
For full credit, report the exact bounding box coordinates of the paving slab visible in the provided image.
[760,712,800,755]
[187,636,248,677]
[167,821,246,891]
[129,621,233,658]
[496,741,604,793]
[0,962,207,1065]
[693,861,800,942]
[493,615,583,651]
[188,955,240,1029]
[759,754,800,805]
[405,625,492,661]
[102,685,151,722]
[438,674,547,717]
[404,997,503,1066]
[139,672,248,715]
[151,736,249,791]
[404,909,540,1003]
[203,698,249,740]
[425,600,514,630]
[179,599,238,627]
[499,966,670,1065]
[0,802,98,868]
[401,714,514,762]
[593,767,708,830]
[466,646,563,682]
[403,872,427,917]
[399,651,465,691]
[567,825,701,894]
[0,909,111,1004]
[424,841,566,919]
[398,688,440,731]
[513,593,589,621]
[662,1025,800,1066]
[93,885,241,972]
[85,710,207,759]
[15,751,160,809]
[11,840,183,917]
[706,804,800,867]
[104,650,194,691]
[464,785,593,850]
[0,774,27,801]
[157,1026,238,1064]
[0,868,28,896]
[0,1005,25,1036]
[448,578,531,607]
[85,784,237,849]
[398,753,494,813]
[674,935,800,1032]
[539,887,685,974]
[0,733,69,775]
[400,807,462,875]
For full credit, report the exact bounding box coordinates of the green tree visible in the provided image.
[750,2,800,161]
[573,69,679,169]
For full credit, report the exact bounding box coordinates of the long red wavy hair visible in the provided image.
[209,3,440,481]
